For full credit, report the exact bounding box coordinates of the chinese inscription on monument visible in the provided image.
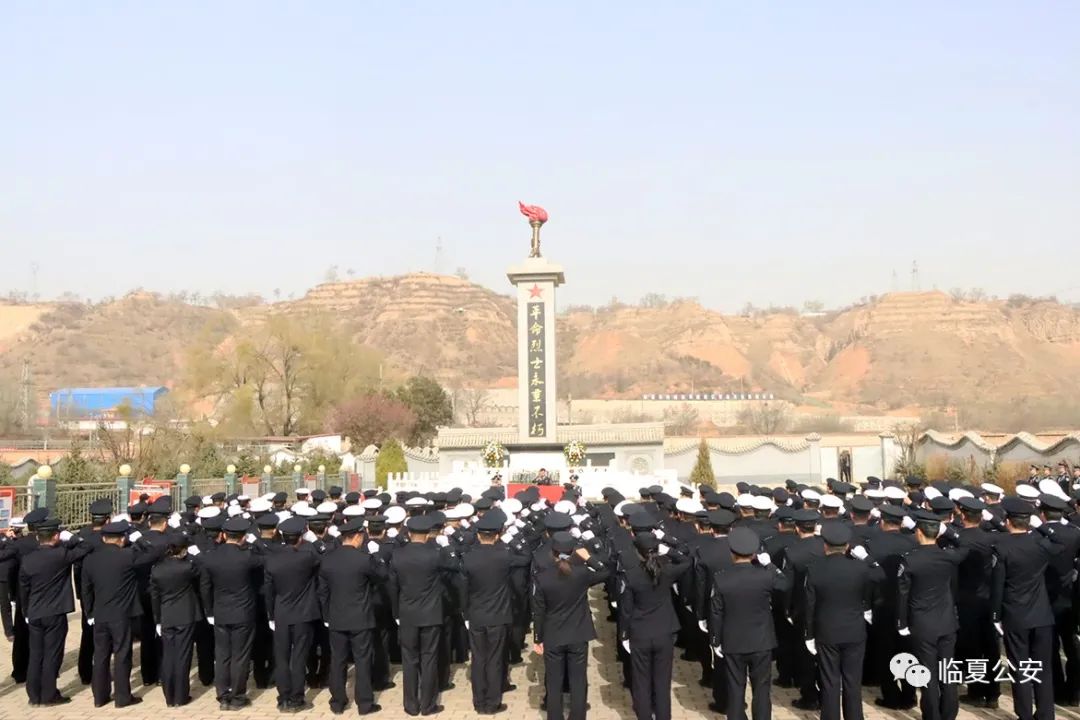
[527,299,547,437]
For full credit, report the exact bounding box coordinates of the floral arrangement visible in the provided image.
[482,440,507,468]
[563,440,587,467]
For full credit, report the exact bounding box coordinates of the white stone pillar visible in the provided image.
[507,257,565,444]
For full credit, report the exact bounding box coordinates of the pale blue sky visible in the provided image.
[3,2,1078,311]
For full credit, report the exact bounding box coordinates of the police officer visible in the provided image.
[953,495,1001,709]
[317,515,387,715]
[264,516,322,712]
[992,497,1062,720]
[781,508,825,711]
[8,507,52,684]
[708,526,790,720]
[1037,494,1080,705]
[197,514,264,711]
[15,516,92,706]
[618,533,690,720]
[74,498,112,684]
[804,522,884,720]
[390,514,457,716]
[150,532,202,707]
[692,508,735,711]
[460,510,530,715]
[897,510,968,720]
[533,531,610,720]
[81,518,166,707]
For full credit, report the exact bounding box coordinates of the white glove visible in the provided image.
[436,535,450,547]
[612,600,618,608]
[268,621,276,631]
[658,544,670,556]
[570,527,582,539]
[756,552,771,566]
[621,639,630,653]
[582,530,595,541]
[531,502,545,512]
[898,627,910,637]
[442,526,454,536]
[324,622,329,628]
[870,508,881,519]
[187,545,201,556]
[245,533,257,544]
[805,639,817,656]
[303,530,317,543]
[156,624,162,636]
[851,546,869,561]
[87,617,95,626]
[653,530,664,540]
[1030,515,1043,529]
[901,516,916,531]
[936,522,946,538]
[168,513,182,529]
[327,526,340,538]
[863,610,873,624]
[367,541,380,553]
[500,533,514,544]
[395,618,400,626]
[207,616,215,626]
[982,509,994,522]
[520,509,530,518]
[465,621,470,630]
[59,530,73,542]
[514,520,526,529]
[128,530,142,542]
[698,620,708,633]
[994,622,1003,637]
[713,645,723,658]
[459,519,470,530]
[387,528,398,538]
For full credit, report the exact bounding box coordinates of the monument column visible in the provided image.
[508,203,564,444]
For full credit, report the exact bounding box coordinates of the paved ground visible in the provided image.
[0,596,1074,719]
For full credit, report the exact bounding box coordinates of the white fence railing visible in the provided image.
[386,467,680,500]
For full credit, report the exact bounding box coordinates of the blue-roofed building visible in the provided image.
[50,386,169,422]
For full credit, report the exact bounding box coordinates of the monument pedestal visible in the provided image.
[507,257,565,445]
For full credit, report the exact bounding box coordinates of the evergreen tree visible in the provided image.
[375,438,408,490]
[689,438,715,488]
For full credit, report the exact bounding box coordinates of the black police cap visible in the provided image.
[278,517,307,535]
[102,520,130,536]
[149,497,172,515]
[202,514,225,531]
[551,532,576,554]
[183,495,202,508]
[849,496,873,513]
[24,508,49,526]
[879,505,907,522]
[406,515,433,533]
[1039,494,1070,512]
[222,516,250,534]
[544,512,573,531]
[89,499,114,516]
[272,492,288,504]
[475,513,504,533]
[210,492,226,502]
[36,516,61,532]
[728,526,759,556]
[328,486,343,496]
[345,492,361,504]
[339,518,366,535]
[821,522,852,546]
[628,513,656,531]
[957,497,986,512]
[707,509,737,528]
[255,514,279,529]
[1001,497,1035,517]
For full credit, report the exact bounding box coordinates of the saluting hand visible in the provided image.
[574,547,590,561]
[533,643,544,656]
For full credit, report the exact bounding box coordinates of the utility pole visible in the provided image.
[19,358,33,430]
[434,237,446,275]
[911,261,921,291]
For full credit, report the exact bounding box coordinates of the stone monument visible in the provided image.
[508,202,564,444]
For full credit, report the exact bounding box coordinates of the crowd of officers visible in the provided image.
[1,466,1079,720]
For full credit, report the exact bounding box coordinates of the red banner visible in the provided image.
[508,483,563,505]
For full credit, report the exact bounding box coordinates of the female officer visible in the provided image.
[533,531,610,720]
[619,534,691,720]
[150,532,203,707]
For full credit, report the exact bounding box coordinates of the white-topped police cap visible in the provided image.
[342,505,365,517]
[800,489,822,502]
[227,505,243,517]
[237,495,250,502]
[864,488,886,499]
[9,516,24,528]
[249,498,272,513]
[736,494,755,508]
[554,500,576,515]
[675,498,696,514]
[275,510,293,522]
[291,501,311,513]
[201,496,213,506]
[923,486,942,500]
[614,500,631,517]
[883,486,907,500]
[947,488,973,502]
[820,495,843,510]
[384,505,407,525]
[443,505,462,520]
[501,498,523,515]
[261,492,277,502]
[362,498,383,510]
[316,501,338,514]
[751,496,775,511]
[980,482,1004,497]
[1038,479,1067,499]
[196,507,220,520]
[111,512,132,523]
[1016,484,1040,500]
[296,487,311,496]
[405,497,429,508]
[294,505,318,517]
[456,503,475,518]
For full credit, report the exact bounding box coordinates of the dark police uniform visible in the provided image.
[196,532,264,709]
[80,522,165,707]
[317,523,387,715]
[150,540,203,706]
[263,523,323,711]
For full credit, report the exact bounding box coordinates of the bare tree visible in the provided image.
[736,402,790,434]
[662,403,700,435]
[453,386,491,427]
